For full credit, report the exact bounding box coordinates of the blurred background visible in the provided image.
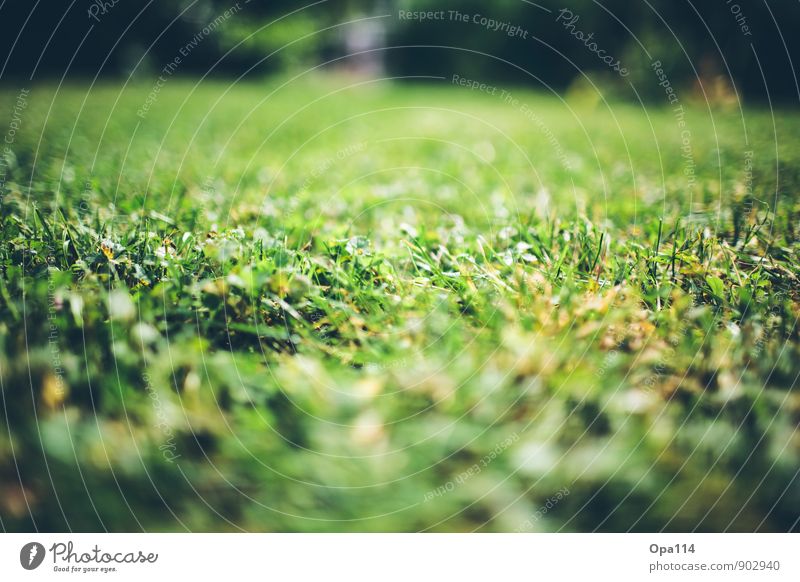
[1,0,799,103]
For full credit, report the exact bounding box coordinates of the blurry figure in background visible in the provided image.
[340,17,386,77]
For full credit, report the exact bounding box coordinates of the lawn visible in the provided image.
[1,76,798,532]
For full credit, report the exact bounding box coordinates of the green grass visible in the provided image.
[1,76,799,531]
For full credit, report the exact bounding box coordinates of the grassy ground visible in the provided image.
[1,76,799,532]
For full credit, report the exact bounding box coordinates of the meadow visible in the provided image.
[1,76,798,531]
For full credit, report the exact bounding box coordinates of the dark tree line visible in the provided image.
[0,0,797,102]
